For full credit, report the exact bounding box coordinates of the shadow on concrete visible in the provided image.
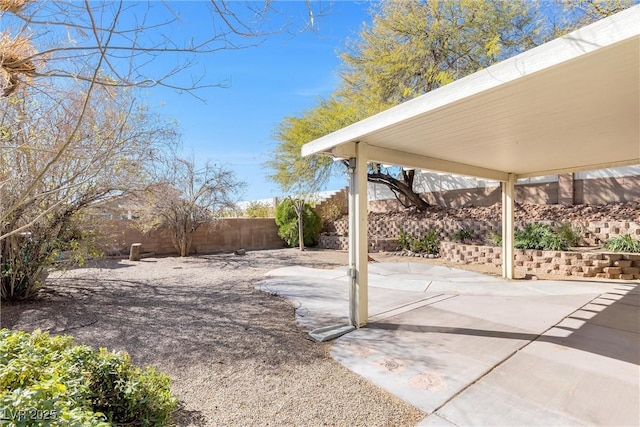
[368,283,639,366]
[543,283,639,365]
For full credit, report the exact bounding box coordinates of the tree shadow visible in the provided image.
[171,402,207,427]
[0,250,344,371]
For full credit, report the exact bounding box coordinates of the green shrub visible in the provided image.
[244,201,274,218]
[0,329,177,426]
[514,223,552,250]
[604,234,640,253]
[398,229,440,255]
[555,222,581,247]
[489,232,502,247]
[451,228,474,243]
[489,223,579,251]
[275,198,322,247]
[398,228,411,251]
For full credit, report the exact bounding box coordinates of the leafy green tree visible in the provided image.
[244,201,275,218]
[267,0,632,210]
[275,198,321,248]
[340,0,541,109]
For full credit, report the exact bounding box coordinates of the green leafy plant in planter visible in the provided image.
[0,329,177,426]
[398,229,440,255]
[488,223,579,251]
[451,228,474,243]
[604,234,640,253]
[555,222,582,247]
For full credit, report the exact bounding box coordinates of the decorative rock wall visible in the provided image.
[327,216,640,247]
[440,242,640,280]
[319,236,400,253]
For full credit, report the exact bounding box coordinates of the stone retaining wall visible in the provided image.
[328,217,640,246]
[440,242,640,280]
[319,236,399,253]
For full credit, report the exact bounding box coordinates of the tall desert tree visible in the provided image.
[269,0,542,210]
[267,0,633,210]
[139,158,245,257]
[340,0,541,109]
[0,84,176,300]
[0,0,325,300]
[0,0,325,235]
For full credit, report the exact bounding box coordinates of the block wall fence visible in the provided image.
[368,175,640,212]
[97,218,286,256]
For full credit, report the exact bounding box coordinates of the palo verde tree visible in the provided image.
[267,0,633,210]
[138,158,245,257]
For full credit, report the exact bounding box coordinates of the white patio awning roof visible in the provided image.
[302,6,640,182]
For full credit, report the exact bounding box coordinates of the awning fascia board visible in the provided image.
[331,143,509,182]
[366,146,509,182]
[516,159,640,180]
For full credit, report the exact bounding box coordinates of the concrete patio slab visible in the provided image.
[258,263,640,426]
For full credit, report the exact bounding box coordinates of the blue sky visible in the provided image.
[145,1,373,201]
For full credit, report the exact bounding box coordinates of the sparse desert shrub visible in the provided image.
[604,234,640,253]
[555,222,582,247]
[244,201,274,218]
[0,329,177,426]
[452,228,474,243]
[398,229,440,255]
[398,228,411,251]
[489,231,502,247]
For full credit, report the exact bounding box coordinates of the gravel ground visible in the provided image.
[0,248,425,426]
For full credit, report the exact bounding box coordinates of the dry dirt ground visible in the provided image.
[0,248,430,427]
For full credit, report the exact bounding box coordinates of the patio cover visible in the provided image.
[301,6,640,327]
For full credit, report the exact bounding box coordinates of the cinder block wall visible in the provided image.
[326,216,640,247]
[440,242,640,280]
[366,176,639,213]
[97,218,285,256]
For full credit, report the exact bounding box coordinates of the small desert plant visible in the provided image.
[604,234,640,253]
[452,228,474,243]
[555,222,581,247]
[419,229,440,255]
[399,229,440,254]
[0,329,177,425]
[398,228,411,251]
[489,231,502,247]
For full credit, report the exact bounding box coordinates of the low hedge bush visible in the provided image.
[0,329,177,426]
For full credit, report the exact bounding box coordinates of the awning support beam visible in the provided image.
[502,173,516,279]
[354,141,369,327]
